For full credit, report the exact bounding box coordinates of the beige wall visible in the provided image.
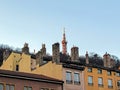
[0,52,21,71]
[31,59,36,70]
[32,61,63,80]
[63,68,84,90]
[0,52,31,73]
[19,53,31,73]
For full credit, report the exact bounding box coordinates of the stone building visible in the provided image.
[0,30,120,90]
[36,44,46,66]
[71,46,79,61]
[22,43,29,54]
[103,52,116,68]
[52,43,60,63]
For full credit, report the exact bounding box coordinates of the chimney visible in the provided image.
[41,44,46,56]
[71,46,79,61]
[86,51,89,64]
[22,43,29,54]
[34,49,35,54]
[103,52,111,68]
[52,43,60,63]
[36,44,46,66]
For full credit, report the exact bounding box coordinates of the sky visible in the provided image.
[0,0,120,58]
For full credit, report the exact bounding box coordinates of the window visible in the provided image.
[117,80,120,87]
[116,72,120,76]
[0,83,4,90]
[98,77,103,87]
[6,84,15,90]
[107,71,112,76]
[24,86,32,90]
[74,73,80,85]
[88,67,92,72]
[88,76,93,85]
[66,71,72,84]
[28,87,32,90]
[98,69,102,74]
[108,79,113,88]
[16,65,19,71]
[24,86,27,90]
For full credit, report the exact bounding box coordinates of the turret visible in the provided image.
[22,43,29,54]
[36,44,46,66]
[103,52,112,68]
[71,46,79,61]
[52,43,60,63]
[86,51,89,64]
[41,44,46,56]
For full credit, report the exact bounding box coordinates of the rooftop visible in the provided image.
[0,69,63,84]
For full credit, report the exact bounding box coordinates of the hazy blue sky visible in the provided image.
[0,0,120,58]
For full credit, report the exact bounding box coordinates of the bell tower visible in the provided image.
[62,28,67,54]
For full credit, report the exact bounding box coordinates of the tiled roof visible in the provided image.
[0,69,63,84]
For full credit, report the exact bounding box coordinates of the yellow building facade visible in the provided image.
[1,51,120,90]
[0,52,63,80]
[84,66,120,90]
[0,52,31,73]
[32,61,63,80]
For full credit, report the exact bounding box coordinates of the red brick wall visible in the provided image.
[0,76,62,90]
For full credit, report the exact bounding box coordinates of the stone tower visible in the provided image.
[22,43,29,54]
[62,28,67,54]
[103,52,111,68]
[41,44,46,56]
[52,43,60,63]
[71,46,79,61]
[36,44,46,65]
[86,51,89,64]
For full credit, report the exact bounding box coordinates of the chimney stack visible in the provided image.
[22,43,29,54]
[71,46,79,61]
[86,51,89,64]
[103,52,111,68]
[36,44,46,66]
[52,43,60,63]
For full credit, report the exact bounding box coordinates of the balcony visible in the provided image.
[74,81,80,85]
[117,86,120,90]
[88,83,93,86]
[108,85,113,88]
[98,84,104,87]
[66,80,73,84]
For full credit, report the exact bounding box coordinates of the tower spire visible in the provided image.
[62,27,67,54]
[63,27,66,41]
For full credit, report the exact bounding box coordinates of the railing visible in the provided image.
[108,85,113,88]
[74,81,80,85]
[66,80,73,84]
[98,84,104,87]
[88,83,93,86]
